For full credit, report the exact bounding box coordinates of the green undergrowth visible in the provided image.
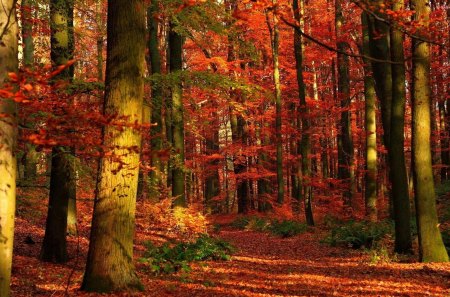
[230,216,308,238]
[322,219,392,250]
[140,234,235,275]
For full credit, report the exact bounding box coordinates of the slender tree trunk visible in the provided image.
[0,1,18,295]
[389,0,412,253]
[362,12,377,222]
[147,1,164,202]
[97,37,103,81]
[81,0,146,291]
[169,23,186,207]
[367,0,394,218]
[411,0,449,263]
[41,0,76,263]
[267,2,284,205]
[293,0,314,225]
[21,0,38,182]
[335,0,354,207]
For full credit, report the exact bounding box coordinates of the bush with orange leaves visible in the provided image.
[147,198,208,241]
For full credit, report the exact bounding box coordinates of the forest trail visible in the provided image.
[11,204,450,297]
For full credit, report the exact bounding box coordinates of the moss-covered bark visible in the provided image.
[0,1,18,295]
[81,0,146,291]
[411,0,449,263]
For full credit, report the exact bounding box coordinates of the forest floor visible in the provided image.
[10,185,450,297]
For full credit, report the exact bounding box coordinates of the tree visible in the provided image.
[0,0,18,295]
[40,0,76,262]
[335,0,354,208]
[411,0,449,263]
[361,12,377,222]
[169,22,186,207]
[147,0,164,202]
[267,0,284,205]
[81,0,146,291]
[293,0,314,225]
[389,0,412,253]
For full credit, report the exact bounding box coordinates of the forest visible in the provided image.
[1,0,450,295]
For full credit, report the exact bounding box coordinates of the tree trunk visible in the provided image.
[0,1,18,295]
[169,23,186,207]
[294,0,314,225]
[367,0,394,218]
[81,0,146,291]
[147,1,164,202]
[41,0,76,263]
[411,0,449,263]
[389,0,412,253]
[362,12,377,222]
[269,2,284,205]
[335,0,354,208]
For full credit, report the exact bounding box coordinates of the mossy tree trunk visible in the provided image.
[361,12,377,222]
[81,0,146,291]
[41,0,76,262]
[411,0,449,263]
[389,0,412,253]
[0,1,18,295]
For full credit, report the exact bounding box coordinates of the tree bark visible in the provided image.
[0,0,18,295]
[169,23,186,207]
[147,1,164,202]
[335,0,354,208]
[362,12,377,222]
[411,0,449,263]
[294,0,314,225]
[389,0,412,253]
[41,0,76,263]
[81,0,146,291]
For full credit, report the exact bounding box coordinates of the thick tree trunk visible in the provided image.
[0,1,18,295]
[362,12,377,222]
[41,0,76,263]
[411,0,449,263]
[389,0,412,253]
[81,0,146,291]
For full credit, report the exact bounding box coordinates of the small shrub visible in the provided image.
[140,234,235,275]
[231,217,250,229]
[270,220,307,238]
[323,220,391,249]
[246,217,270,232]
[367,245,397,264]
